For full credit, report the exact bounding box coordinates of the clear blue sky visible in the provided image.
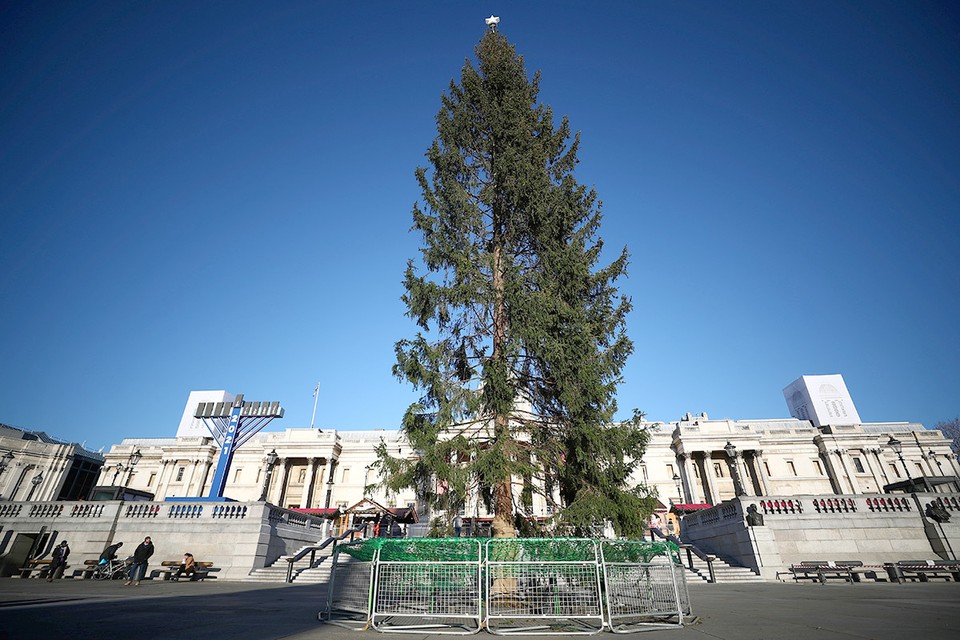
[1,2,958,452]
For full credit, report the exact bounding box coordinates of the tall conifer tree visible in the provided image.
[380,24,653,538]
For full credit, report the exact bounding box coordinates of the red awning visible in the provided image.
[670,503,712,514]
[291,508,339,517]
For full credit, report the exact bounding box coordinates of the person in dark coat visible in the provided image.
[99,541,123,565]
[125,536,154,586]
[47,540,70,582]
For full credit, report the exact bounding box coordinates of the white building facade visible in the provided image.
[0,424,104,502]
[96,377,959,517]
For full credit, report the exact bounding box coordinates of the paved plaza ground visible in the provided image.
[0,577,956,640]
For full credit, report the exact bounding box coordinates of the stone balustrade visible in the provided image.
[680,493,960,580]
[0,499,329,580]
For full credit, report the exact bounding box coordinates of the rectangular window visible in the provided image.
[148,473,156,487]
[234,468,243,482]
[763,461,771,476]
[666,463,675,477]
[890,464,901,478]
[812,460,823,476]
[176,467,185,482]
[853,458,865,474]
[787,461,797,476]
[915,463,924,475]
[713,463,724,477]
[341,467,350,483]
[298,469,307,483]
[256,469,262,483]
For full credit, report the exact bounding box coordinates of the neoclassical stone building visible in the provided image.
[0,423,103,502]
[96,376,958,518]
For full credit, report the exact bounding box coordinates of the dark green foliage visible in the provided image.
[384,27,653,537]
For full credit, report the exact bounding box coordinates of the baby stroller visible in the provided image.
[93,556,131,580]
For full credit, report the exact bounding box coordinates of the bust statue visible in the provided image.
[745,503,764,527]
[926,502,951,524]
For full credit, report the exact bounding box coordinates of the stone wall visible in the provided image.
[680,493,960,580]
[0,500,327,580]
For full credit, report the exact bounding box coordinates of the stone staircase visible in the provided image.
[681,553,767,583]
[246,543,335,583]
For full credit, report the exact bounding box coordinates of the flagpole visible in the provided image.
[310,382,320,430]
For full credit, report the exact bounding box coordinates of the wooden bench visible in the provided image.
[789,560,858,584]
[77,559,100,579]
[17,558,52,579]
[895,560,960,583]
[154,560,215,581]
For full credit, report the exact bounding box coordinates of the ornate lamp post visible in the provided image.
[724,441,745,496]
[112,448,143,487]
[672,473,683,503]
[887,436,911,482]
[259,449,279,502]
[27,473,43,501]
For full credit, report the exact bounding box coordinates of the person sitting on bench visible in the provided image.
[172,553,196,581]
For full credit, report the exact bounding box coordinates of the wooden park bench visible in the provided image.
[894,560,960,583]
[17,558,52,579]
[789,560,860,584]
[154,560,215,581]
[77,559,100,579]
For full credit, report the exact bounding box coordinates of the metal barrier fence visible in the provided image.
[485,539,605,635]
[370,539,484,634]
[321,542,376,630]
[321,538,690,635]
[600,541,688,633]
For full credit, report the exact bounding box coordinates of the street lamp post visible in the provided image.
[112,449,143,487]
[887,436,912,483]
[124,449,142,487]
[672,473,683,503]
[27,473,43,501]
[724,441,745,497]
[259,449,279,502]
[886,436,930,491]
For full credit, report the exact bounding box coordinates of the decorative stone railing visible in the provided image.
[684,492,960,532]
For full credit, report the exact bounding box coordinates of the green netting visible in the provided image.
[485,538,599,562]
[600,540,679,563]
[337,537,482,562]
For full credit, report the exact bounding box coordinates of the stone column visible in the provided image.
[676,453,691,503]
[155,460,175,500]
[871,448,891,486]
[692,452,714,505]
[300,457,319,508]
[945,455,960,491]
[275,458,292,507]
[736,451,753,496]
[833,449,859,494]
[921,452,938,477]
[198,460,213,496]
[862,448,884,491]
[183,459,200,496]
[817,443,843,494]
[753,449,770,496]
